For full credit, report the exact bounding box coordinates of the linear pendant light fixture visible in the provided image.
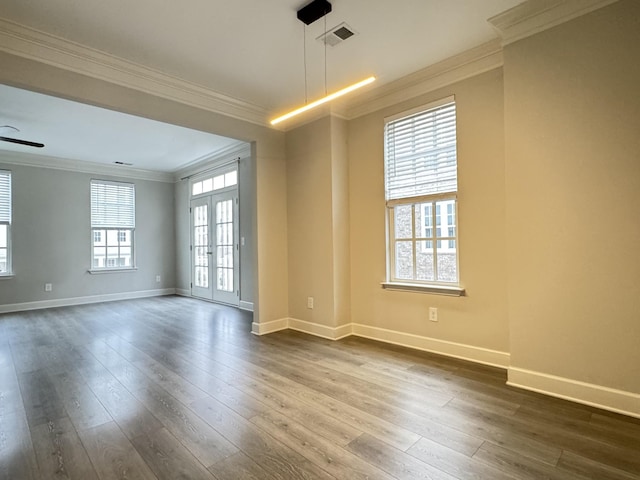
[270,0,375,126]
[271,76,375,125]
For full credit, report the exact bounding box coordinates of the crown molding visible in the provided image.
[488,0,620,45]
[340,40,504,120]
[174,141,251,182]
[0,149,174,182]
[0,19,270,127]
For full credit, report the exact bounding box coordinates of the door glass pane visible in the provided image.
[195,226,207,247]
[216,268,234,292]
[194,205,207,226]
[195,266,208,288]
[193,204,209,289]
[215,199,234,293]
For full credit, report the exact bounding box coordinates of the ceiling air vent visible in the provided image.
[317,23,357,47]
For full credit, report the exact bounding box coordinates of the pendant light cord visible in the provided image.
[303,24,308,104]
[324,14,327,96]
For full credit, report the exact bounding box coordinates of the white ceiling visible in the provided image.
[0,0,523,171]
[0,84,243,172]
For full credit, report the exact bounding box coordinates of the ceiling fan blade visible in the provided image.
[0,136,44,148]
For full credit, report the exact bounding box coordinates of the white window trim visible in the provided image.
[381,281,465,296]
[0,224,11,276]
[385,196,461,289]
[90,179,136,271]
[0,170,12,276]
[88,267,138,274]
[90,227,136,271]
[190,164,239,199]
[384,95,455,124]
[383,97,463,293]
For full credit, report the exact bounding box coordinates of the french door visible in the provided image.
[191,190,239,305]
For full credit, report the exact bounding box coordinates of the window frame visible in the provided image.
[0,170,12,277]
[89,179,136,273]
[382,97,464,295]
[190,166,238,198]
[387,195,460,286]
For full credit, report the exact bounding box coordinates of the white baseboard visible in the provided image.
[351,323,510,368]
[239,300,254,312]
[247,319,640,418]
[0,288,177,314]
[252,318,508,367]
[175,288,190,297]
[251,317,289,335]
[508,367,640,419]
[288,318,353,340]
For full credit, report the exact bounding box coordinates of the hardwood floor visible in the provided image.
[0,296,639,480]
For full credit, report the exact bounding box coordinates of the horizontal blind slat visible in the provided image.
[385,101,457,200]
[90,180,135,228]
[0,170,11,223]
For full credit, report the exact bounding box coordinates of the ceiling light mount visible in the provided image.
[270,0,375,126]
[297,0,332,25]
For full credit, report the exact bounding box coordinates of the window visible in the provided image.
[0,170,11,275]
[90,180,135,270]
[384,97,459,286]
[192,170,237,196]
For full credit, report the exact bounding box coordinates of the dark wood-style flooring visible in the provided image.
[0,296,639,479]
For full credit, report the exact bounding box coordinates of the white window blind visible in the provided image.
[90,180,135,228]
[384,101,457,201]
[0,170,11,224]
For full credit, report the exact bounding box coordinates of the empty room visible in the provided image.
[1,0,639,479]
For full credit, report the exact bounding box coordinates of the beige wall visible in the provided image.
[504,0,640,393]
[285,116,351,329]
[348,68,509,353]
[255,146,289,324]
[330,117,351,328]
[286,117,336,326]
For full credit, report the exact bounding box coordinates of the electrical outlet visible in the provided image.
[429,307,438,322]
[307,296,314,309]
[44,283,52,292]
[155,275,161,283]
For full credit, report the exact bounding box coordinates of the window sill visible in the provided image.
[381,282,465,296]
[88,268,138,275]
[0,273,14,279]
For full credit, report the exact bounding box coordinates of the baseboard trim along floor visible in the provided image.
[253,316,640,419]
[0,288,176,314]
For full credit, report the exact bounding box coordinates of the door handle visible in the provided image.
[207,251,213,255]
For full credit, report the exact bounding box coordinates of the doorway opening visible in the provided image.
[190,165,240,306]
